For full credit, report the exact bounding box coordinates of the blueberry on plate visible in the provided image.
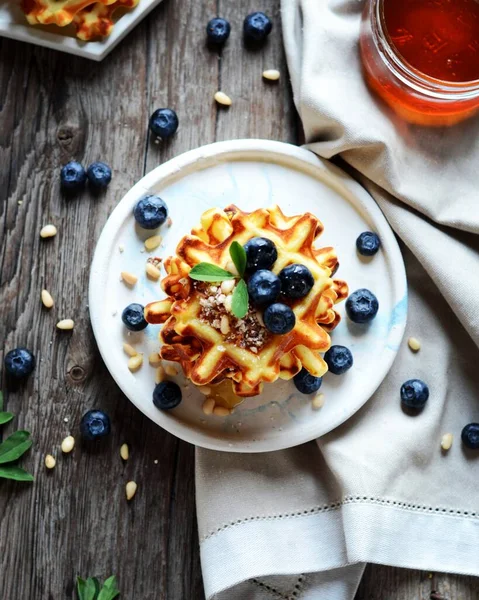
[244,237,277,271]
[87,162,112,189]
[324,345,353,375]
[400,379,429,410]
[346,289,379,323]
[263,303,296,334]
[356,231,381,256]
[133,195,168,229]
[122,303,148,331]
[461,423,479,449]
[153,381,182,410]
[60,161,87,191]
[293,368,322,394]
[248,269,281,306]
[149,108,179,139]
[243,11,272,42]
[80,410,111,441]
[206,17,231,44]
[4,348,35,378]
[279,264,314,299]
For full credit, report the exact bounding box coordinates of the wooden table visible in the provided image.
[0,1,477,598]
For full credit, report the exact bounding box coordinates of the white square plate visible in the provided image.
[0,0,163,60]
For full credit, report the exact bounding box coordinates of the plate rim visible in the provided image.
[89,139,407,452]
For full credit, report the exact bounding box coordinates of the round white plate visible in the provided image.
[89,140,407,453]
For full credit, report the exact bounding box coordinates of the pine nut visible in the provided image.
[121,271,138,286]
[214,91,232,106]
[144,235,162,251]
[146,263,161,280]
[408,337,421,351]
[312,393,325,410]
[198,386,211,396]
[120,443,129,461]
[202,398,215,415]
[61,436,75,453]
[123,343,138,357]
[40,224,57,238]
[224,295,233,313]
[164,364,178,377]
[221,279,235,294]
[41,289,54,308]
[45,454,56,469]
[263,69,281,81]
[148,352,162,367]
[118,244,125,252]
[213,406,230,417]
[128,354,143,372]
[441,433,453,451]
[155,366,166,383]
[220,315,230,335]
[57,319,74,330]
[256,310,265,327]
[126,481,137,500]
[225,260,239,276]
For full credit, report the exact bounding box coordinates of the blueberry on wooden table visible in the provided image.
[206,17,231,45]
[248,270,281,306]
[87,162,112,189]
[80,410,111,440]
[153,381,182,410]
[263,303,296,334]
[244,237,277,271]
[294,368,322,394]
[149,108,179,140]
[243,12,272,42]
[356,231,381,256]
[4,348,35,378]
[461,423,479,449]
[324,345,353,375]
[133,195,169,229]
[279,264,315,299]
[346,289,379,323]
[60,161,87,191]
[122,303,148,331]
[400,379,429,410]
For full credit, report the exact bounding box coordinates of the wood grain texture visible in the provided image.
[0,0,476,599]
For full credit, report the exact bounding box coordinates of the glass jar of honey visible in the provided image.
[360,0,479,126]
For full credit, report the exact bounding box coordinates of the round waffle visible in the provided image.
[145,205,348,398]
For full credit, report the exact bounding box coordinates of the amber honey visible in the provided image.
[360,0,479,126]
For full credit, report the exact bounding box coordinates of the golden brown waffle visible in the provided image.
[145,205,348,398]
[21,0,117,27]
[73,0,139,40]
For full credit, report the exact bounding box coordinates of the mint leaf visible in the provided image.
[77,577,100,600]
[77,577,87,599]
[229,241,247,278]
[231,279,249,319]
[189,263,235,282]
[0,431,32,464]
[98,576,120,600]
[0,412,14,426]
[0,465,34,481]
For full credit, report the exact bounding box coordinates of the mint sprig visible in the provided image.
[0,391,34,482]
[229,241,247,278]
[189,263,235,282]
[77,575,120,600]
[231,279,248,319]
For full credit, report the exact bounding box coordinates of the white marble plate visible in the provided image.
[0,0,163,61]
[89,140,407,452]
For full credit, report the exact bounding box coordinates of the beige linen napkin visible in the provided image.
[196,1,479,598]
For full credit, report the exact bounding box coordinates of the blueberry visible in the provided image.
[293,368,322,394]
[248,270,281,306]
[80,410,111,441]
[4,348,35,378]
[324,345,353,375]
[461,423,479,449]
[149,108,179,139]
[60,161,87,191]
[243,11,272,42]
[133,195,168,229]
[244,237,277,271]
[346,289,379,323]
[356,231,381,256]
[400,379,429,410]
[279,264,314,299]
[263,303,296,334]
[122,303,148,331]
[87,162,112,189]
[206,17,231,44]
[153,381,182,410]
